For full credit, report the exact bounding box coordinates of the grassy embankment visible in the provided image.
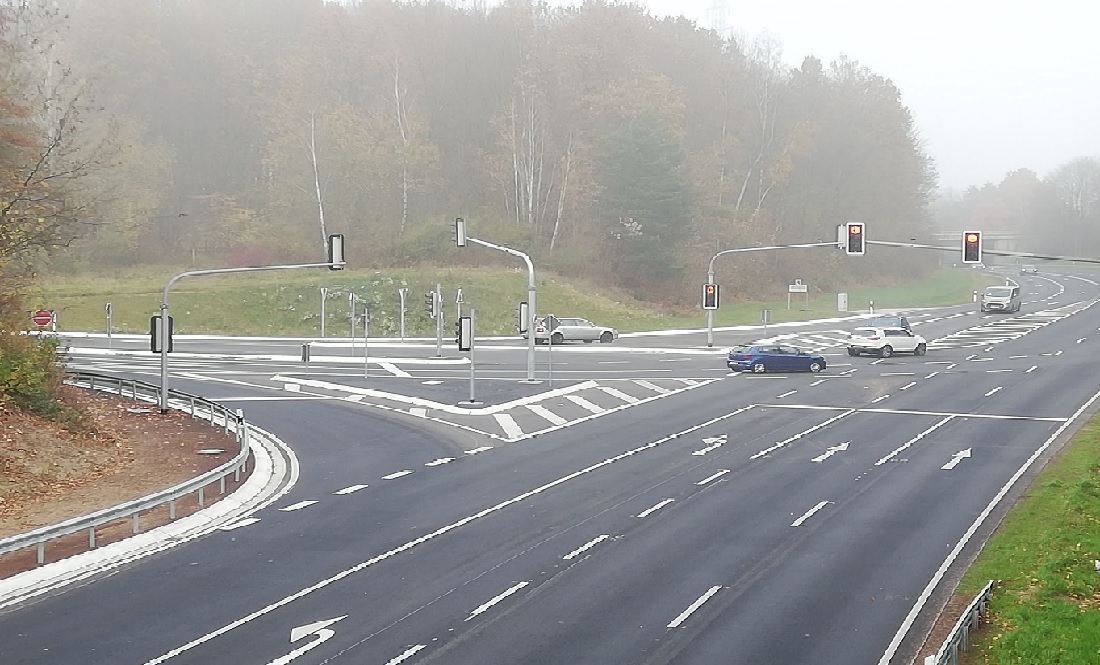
[29,267,996,337]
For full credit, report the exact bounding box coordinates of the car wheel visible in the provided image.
[599,331,614,343]
[551,332,564,345]
[847,348,859,356]
[808,361,823,373]
[879,345,893,358]
[751,361,766,373]
[914,343,926,356]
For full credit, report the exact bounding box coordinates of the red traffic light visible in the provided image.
[849,225,862,235]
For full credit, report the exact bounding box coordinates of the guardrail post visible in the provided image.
[89,526,96,549]
[198,486,205,507]
[219,476,226,495]
[131,380,137,400]
[132,513,140,534]
[37,543,45,565]
[169,500,176,520]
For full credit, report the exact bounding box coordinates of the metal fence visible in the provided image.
[924,580,997,665]
[0,371,251,566]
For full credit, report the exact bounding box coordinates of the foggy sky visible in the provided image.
[532,0,1100,193]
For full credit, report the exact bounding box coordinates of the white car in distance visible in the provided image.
[847,326,927,358]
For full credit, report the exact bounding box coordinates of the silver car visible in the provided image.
[527,315,618,345]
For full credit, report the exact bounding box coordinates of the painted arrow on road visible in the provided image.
[941,448,972,470]
[692,435,727,456]
[811,442,850,463]
[267,616,347,665]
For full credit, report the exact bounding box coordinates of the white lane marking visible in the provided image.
[425,458,454,466]
[840,368,859,375]
[562,534,611,560]
[566,395,605,414]
[1077,338,1087,344]
[1009,355,1028,359]
[790,501,831,527]
[410,408,427,417]
[924,372,939,379]
[636,499,675,518]
[465,581,530,621]
[984,387,1002,397]
[140,405,759,665]
[283,383,301,393]
[876,416,954,465]
[219,517,261,531]
[279,501,318,512]
[946,363,958,370]
[776,390,798,399]
[941,448,972,470]
[751,409,856,459]
[900,382,917,391]
[667,586,724,628]
[466,446,494,455]
[635,380,671,394]
[344,395,364,402]
[493,414,524,439]
[526,404,568,426]
[811,442,849,463]
[1026,365,1038,373]
[692,435,726,456]
[377,362,411,378]
[695,469,731,486]
[810,379,827,387]
[881,372,916,376]
[381,470,413,480]
[597,385,640,403]
[270,616,347,665]
[333,485,369,495]
[422,380,443,385]
[383,645,426,665]
[1055,350,1064,356]
[987,369,1013,373]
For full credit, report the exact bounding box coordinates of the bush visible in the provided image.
[0,334,64,416]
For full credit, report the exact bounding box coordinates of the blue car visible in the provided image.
[727,344,827,373]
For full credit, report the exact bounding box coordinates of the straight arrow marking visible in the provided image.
[811,442,850,463]
[941,448,972,470]
[692,434,727,456]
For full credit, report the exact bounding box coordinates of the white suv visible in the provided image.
[847,326,927,357]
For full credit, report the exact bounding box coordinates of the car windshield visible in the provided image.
[985,287,1013,297]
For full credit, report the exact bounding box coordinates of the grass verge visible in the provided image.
[956,416,1100,664]
[28,267,998,337]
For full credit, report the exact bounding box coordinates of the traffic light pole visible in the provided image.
[463,237,538,383]
[705,242,836,347]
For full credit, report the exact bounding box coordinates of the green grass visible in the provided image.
[26,267,998,336]
[956,418,1100,664]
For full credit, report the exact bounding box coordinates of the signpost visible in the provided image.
[32,310,52,327]
[787,279,809,310]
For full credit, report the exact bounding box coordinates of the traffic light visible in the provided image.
[149,315,174,353]
[962,231,982,264]
[424,291,437,317]
[845,222,865,256]
[456,316,472,351]
[516,301,529,333]
[327,233,345,270]
[702,283,720,310]
[453,217,467,248]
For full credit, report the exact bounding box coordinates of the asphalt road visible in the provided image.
[3,268,1099,665]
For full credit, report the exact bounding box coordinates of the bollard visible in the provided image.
[869,300,875,315]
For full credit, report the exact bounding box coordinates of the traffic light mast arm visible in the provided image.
[865,240,1100,264]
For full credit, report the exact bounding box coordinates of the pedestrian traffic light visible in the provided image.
[456,316,472,351]
[962,231,982,264]
[702,283,720,310]
[424,291,437,317]
[845,222,865,256]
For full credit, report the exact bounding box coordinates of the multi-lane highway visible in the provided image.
[3,268,1099,665]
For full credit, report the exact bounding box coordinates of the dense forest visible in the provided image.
[0,0,1097,311]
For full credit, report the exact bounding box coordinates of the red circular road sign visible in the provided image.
[32,309,52,326]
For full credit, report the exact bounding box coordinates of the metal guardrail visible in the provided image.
[0,371,251,566]
[924,580,996,665]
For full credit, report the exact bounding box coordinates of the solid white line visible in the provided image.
[279,501,317,512]
[776,390,797,398]
[493,414,524,439]
[562,534,611,560]
[597,386,640,403]
[880,372,916,376]
[344,395,364,402]
[636,499,675,518]
[667,586,723,628]
[333,485,368,495]
[383,645,426,665]
[566,395,605,414]
[876,417,954,466]
[381,470,413,480]
[790,501,831,527]
[695,469,731,485]
[878,387,1100,664]
[635,380,670,394]
[986,369,1013,373]
[377,362,411,378]
[984,387,1002,396]
[526,404,568,426]
[751,409,856,459]
[465,581,530,621]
